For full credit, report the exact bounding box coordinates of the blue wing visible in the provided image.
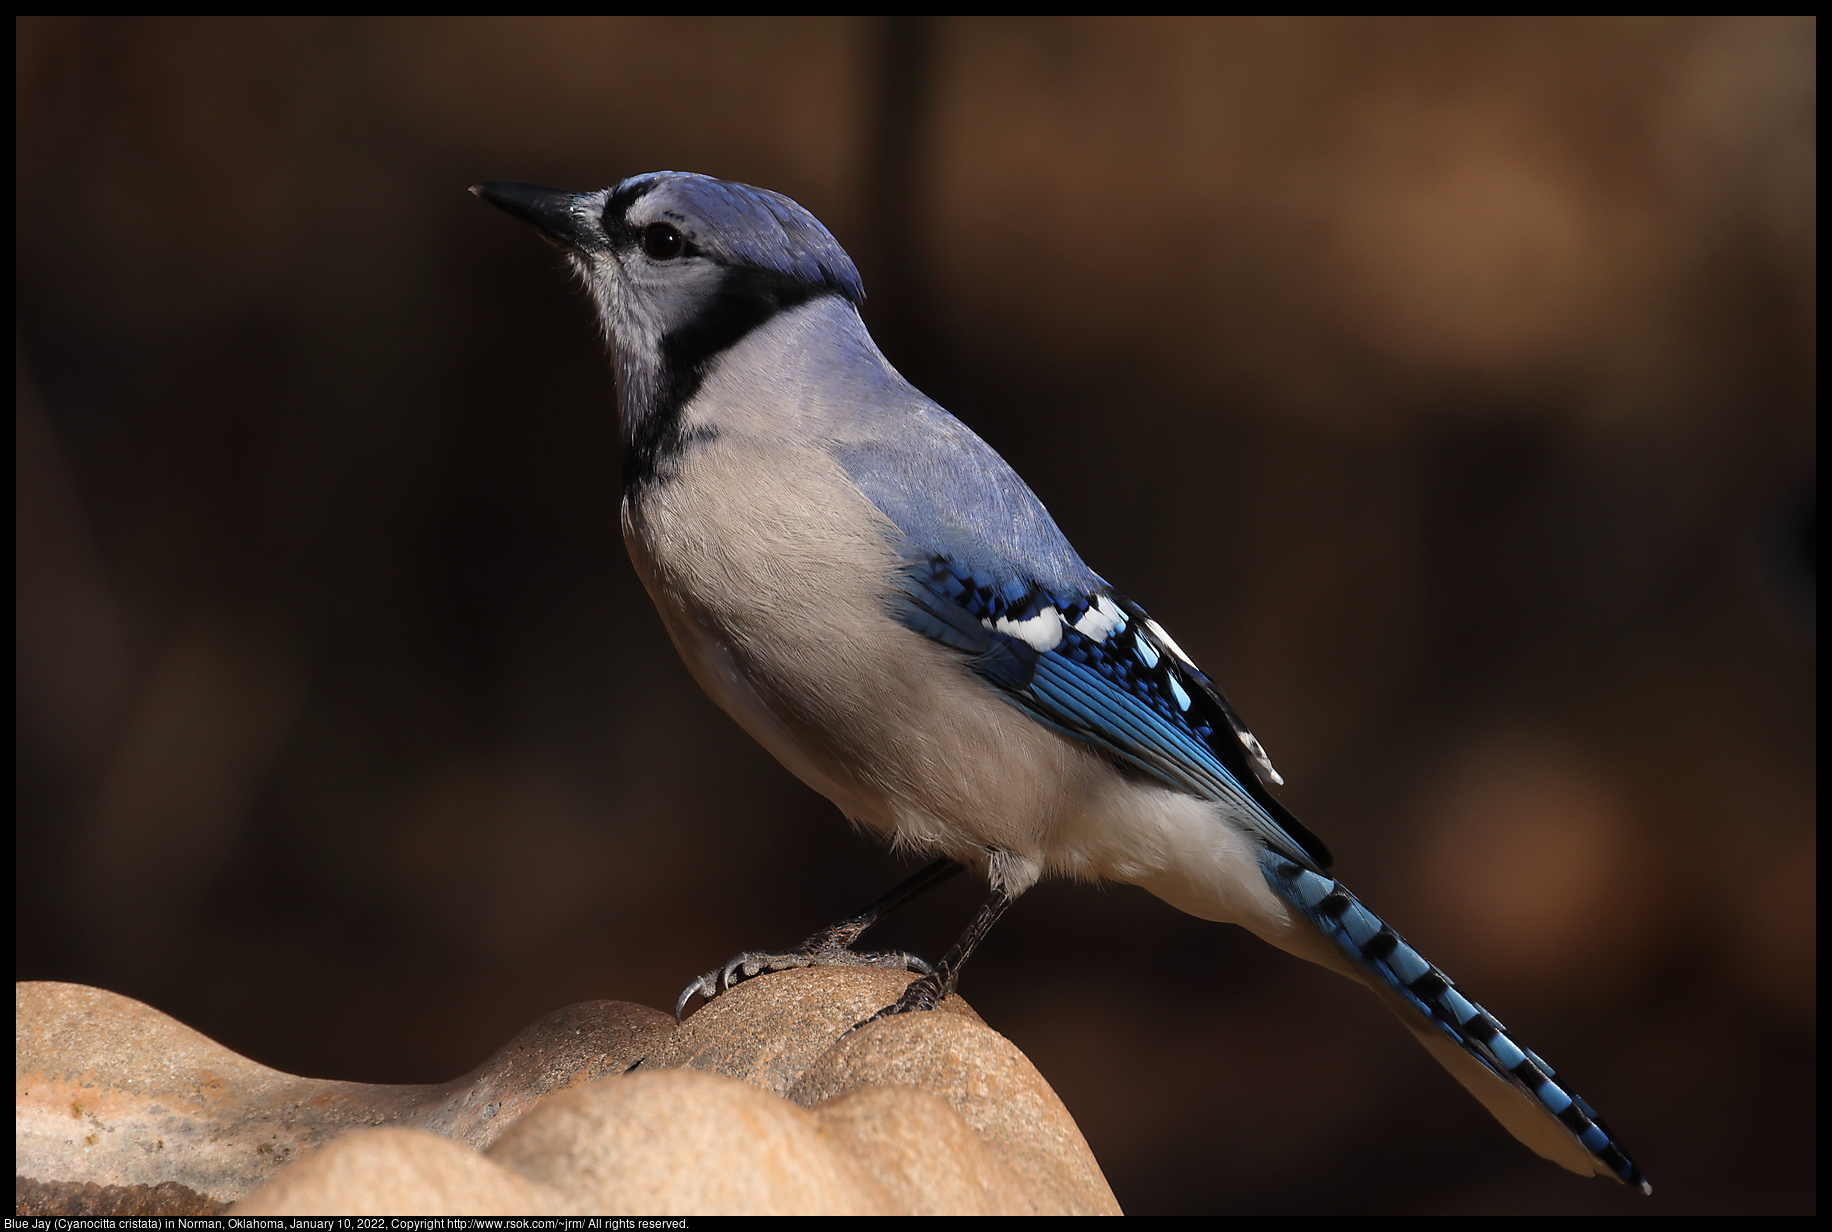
[894,555,1332,872]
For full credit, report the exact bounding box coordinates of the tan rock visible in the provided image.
[228,1126,561,1216]
[787,994,1121,1214]
[812,1082,1039,1215]
[654,967,1119,1214]
[650,965,981,1096]
[487,1068,891,1215]
[18,972,1121,1215]
[15,981,671,1214]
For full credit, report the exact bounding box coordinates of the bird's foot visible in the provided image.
[845,970,947,1034]
[674,935,933,1021]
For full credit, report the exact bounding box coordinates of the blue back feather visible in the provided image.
[834,405,1102,600]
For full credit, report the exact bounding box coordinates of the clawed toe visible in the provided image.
[719,954,759,990]
[851,949,934,976]
[675,945,937,1021]
[674,971,719,1021]
[844,971,946,1034]
[673,952,771,1020]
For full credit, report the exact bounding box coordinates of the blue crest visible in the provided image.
[615,171,865,305]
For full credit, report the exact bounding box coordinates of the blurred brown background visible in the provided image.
[16,17,1814,1214]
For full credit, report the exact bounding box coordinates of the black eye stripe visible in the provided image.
[642,221,686,260]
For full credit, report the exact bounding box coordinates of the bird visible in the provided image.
[471,171,1650,1195]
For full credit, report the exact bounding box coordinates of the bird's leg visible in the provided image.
[675,857,964,1019]
[858,871,1022,1025]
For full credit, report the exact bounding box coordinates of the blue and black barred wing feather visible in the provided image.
[895,554,1650,1192]
[894,555,1331,873]
[1262,852,1651,1191]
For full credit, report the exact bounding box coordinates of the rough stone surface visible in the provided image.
[16,982,668,1213]
[228,1127,561,1216]
[488,1068,890,1215]
[17,974,1121,1215]
[650,965,984,1095]
[787,988,1119,1215]
[14,1175,227,1217]
[812,1083,1039,1215]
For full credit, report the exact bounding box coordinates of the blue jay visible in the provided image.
[472,172,1649,1195]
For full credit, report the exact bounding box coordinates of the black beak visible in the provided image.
[471,181,596,251]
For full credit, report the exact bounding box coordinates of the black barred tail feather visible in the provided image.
[1260,852,1651,1195]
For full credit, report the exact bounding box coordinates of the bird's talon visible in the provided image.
[674,973,717,1022]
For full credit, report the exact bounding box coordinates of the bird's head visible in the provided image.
[473,173,864,435]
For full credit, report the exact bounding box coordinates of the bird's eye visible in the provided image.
[642,222,685,260]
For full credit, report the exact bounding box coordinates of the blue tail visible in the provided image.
[1261,852,1651,1194]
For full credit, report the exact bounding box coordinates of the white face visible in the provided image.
[544,175,855,434]
[571,188,730,361]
